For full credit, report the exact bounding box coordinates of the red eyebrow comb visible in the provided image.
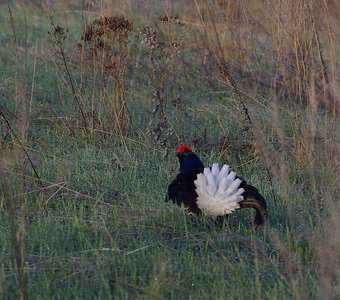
[177,145,192,153]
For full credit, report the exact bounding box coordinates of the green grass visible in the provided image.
[1,1,339,299]
[0,131,319,299]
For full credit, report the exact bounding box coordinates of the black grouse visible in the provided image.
[167,146,268,225]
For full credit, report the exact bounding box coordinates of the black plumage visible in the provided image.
[166,146,268,225]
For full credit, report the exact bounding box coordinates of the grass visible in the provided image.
[1,1,339,299]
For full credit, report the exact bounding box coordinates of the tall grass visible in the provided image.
[0,0,339,299]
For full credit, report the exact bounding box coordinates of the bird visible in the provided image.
[166,145,268,226]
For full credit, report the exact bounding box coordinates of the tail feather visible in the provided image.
[194,164,244,217]
[225,171,237,187]
[239,182,268,225]
[211,163,219,179]
[218,165,229,181]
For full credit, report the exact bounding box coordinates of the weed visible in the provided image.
[80,16,133,136]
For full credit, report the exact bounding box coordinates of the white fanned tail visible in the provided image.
[194,163,244,217]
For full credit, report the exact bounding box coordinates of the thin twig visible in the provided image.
[0,111,43,187]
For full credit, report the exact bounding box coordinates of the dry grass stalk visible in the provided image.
[313,201,340,300]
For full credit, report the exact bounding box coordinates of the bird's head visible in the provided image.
[177,145,204,173]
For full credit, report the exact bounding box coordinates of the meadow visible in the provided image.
[0,1,339,299]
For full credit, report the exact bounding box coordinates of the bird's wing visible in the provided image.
[166,169,202,215]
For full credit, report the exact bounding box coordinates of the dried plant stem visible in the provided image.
[0,112,43,188]
[60,44,87,128]
[29,41,38,113]
[46,11,87,128]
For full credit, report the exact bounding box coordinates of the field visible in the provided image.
[0,1,339,299]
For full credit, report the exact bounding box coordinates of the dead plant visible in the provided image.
[80,16,133,137]
[136,14,186,154]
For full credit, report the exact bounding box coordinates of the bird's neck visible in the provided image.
[180,154,204,173]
